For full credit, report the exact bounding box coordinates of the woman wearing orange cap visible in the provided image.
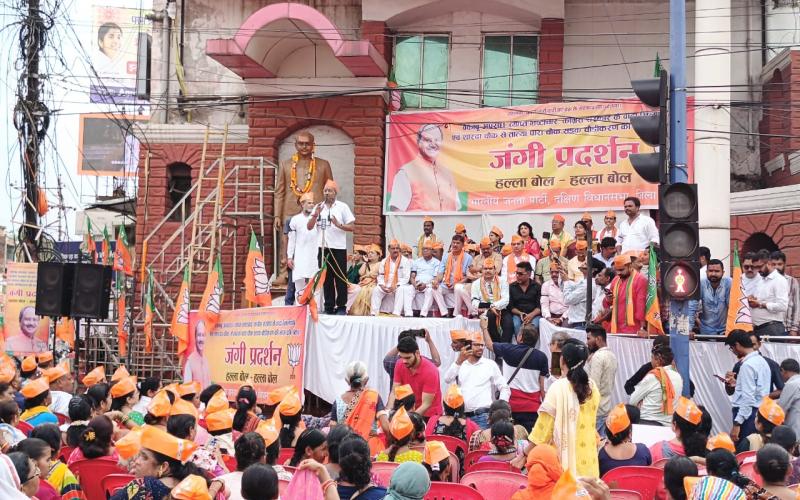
[166,403,226,478]
[425,384,479,446]
[347,244,382,316]
[563,221,589,260]
[741,396,786,452]
[598,404,652,476]
[517,222,542,260]
[649,397,710,463]
[19,377,58,426]
[277,389,304,448]
[421,440,451,482]
[142,389,175,431]
[110,376,142,426]
[376,407,423,464]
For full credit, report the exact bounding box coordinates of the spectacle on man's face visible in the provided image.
[743,259,757,278]
[515,269,530,281]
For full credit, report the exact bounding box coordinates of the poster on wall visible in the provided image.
[383,100,694,214]
[89,5,152,106]
[78,114,147,176]
[3,263,51,355]
[184,306,307,403]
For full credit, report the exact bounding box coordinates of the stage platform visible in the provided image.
[303,313,800,434]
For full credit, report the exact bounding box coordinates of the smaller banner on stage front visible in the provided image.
[186,306,307,403]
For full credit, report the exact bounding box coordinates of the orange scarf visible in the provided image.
[507,252,529,283]
[610,271,637,333]
[345,389,379,440]
[649,367,676,415]
[383,255,401,287]
[443,251,464,285]
[511,444,562,500]
[480,277,501,303]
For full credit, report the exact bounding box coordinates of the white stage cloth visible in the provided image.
[305,315,800,434]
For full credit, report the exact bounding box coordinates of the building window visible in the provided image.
[482,35,538,107]
[167,163,192,221]
[393,34,449,109]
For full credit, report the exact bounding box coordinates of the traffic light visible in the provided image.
[629,69,668,184]
[659,183,700,300]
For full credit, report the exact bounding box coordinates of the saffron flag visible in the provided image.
[645,243,665,335]
[55,317,75,348]
[102,226,112,266]
[144,271,154,353]
[298,262,327,322]
[171,265,190,356]
[726,243,753,334]
[244,230,272,307]
[114,225,133,276]
[84,218,97,263]
[117,285,127,357]
[198,258,223,330]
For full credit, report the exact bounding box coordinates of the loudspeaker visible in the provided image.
[70,264,112,319]
[35,262,74,317]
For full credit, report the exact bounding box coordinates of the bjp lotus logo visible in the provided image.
[287,343,302,379]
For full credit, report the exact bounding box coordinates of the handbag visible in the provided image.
[495,347,535,399]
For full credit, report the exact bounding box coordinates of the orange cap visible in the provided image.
[613,254,631,269]
[469,331,484,344]
[170,398,199,419]
[552,215,565,222]
[140,424,198,462]
[444,384,464,409]
[449,330,468,342]
[111,365,130,382]
[44,362,70,384]
[178,381,201,398]
[265,386,292,407]
[510,234,523,244]
[501,244,512,257]
[206,408,235,432]
[37,352,53,365]
[147,389,173,418]
[605,404,630,435]
[675,397,702,425]
[490,226,504,239]
[394,384,413,401]
[21,377,49,399]
[324,179,339,192]
[432,242,444,250]
[423,216,433,223]
[171,474,211,500]
[581,212,593,221]
[205,390,229,414]
[479,237,491,249]
[299,192,314,204]
[369,244,383,257]
[401,243,412,253]
[115,426,143,460]
[549,261,560,272]
[21,355,37,373]
[390,406,413,440]
[576,240,588,251]
[706,432,736,453]
[423,440,449,467]
[549,238,562,250]
[759,396,785,426]
[455,223,466,233]
[82,366,105,387]
[422,240,434,250]
[0,356,15,384]
[110,376,137,399]
[605,211,617,218]
[164,382,180,396]
[482,259,497,270]
[277,388,302,417]
[256,416,281,447]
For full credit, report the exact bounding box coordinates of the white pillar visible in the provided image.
[693,0,731,262]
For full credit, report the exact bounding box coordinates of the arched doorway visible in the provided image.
[742,232,779,254]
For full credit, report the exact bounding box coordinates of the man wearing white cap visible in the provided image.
[288,192,320,303]
[371,240,414,316]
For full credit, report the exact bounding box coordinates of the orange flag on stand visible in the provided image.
[144,272,154,353]
[117,289,127,357]
[55,317,75,348]
[727,244,753,334]
[171,266,190,356]
[244,230,272,307]
[298,263,327,322]
[114,226,133,276]
[198,258,223,331]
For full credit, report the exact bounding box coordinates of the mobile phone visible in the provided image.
[543,231,551,240]
[714,374,726,382]
[413,329,426,338]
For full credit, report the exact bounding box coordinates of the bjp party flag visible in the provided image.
[645,244,665,335]
[244,230,272,307]
[171,265,190,356]
[199,258,223,330]
[727,244,753,334]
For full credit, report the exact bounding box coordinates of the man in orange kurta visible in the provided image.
[602,255,648,335]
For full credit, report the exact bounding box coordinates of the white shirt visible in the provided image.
[470,278,509,310]
[592,282,607,318]
[288,211,321,280]
[617,213,659,252]
[444,357,510,411]
[49,390,71,415]
[501,253,535,284]
[596,253,615,268]
[742,274,763,297]
[752,269,790,325]
[541,279,567,317]
[132,395,151,417]
[629,366,684,426]
[411,257,440,285]
[563,277,588,324]
[316,200,355,250]
[377,255,412,288]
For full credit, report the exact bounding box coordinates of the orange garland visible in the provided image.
[289,154,316,197]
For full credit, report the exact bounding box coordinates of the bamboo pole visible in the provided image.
[208,124,228,272]
[187,126,210,284]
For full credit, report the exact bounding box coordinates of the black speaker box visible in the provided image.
[70,264,112,319]
[35,262,74,317]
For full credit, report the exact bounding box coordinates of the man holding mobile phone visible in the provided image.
[470,259,508,341]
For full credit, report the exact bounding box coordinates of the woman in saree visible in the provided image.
[347,244,382,315]
[329,361,389,455]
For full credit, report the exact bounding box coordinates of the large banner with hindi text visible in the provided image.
[188,306,306,404]
[384,100,694,214]
[3,263,51,356]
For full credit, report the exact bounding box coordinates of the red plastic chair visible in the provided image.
[55,413,70,425]
[448,451,460,482]
[651,458,670,469]
[278,448,295,466]
[601,466,664,500]
[426,435,467,456]
[460,470,526,498]
[221,455,237,472]
[610,490,643,500]
[102,473,134,498]
[278,479,290,495]
[739,461,763,486]
[282,465,297,474]
[466,460,517,473]
[464,450,489,471]
[16,421,33,436]
[425,482,485,500]
[57,446,75,464]
[371,462,400,486]
[736,451,756,464]
[69,458,125,500]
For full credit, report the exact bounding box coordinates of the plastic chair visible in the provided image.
[651,458,670,469]
[282,465,297,474]
[221,454,237,472]
[448,451,460,482]
[57,446,75,464]
[466,460,517,473]
[610,490,643,500]
[69,458,125,500]
[464,450,489,471]
[736,450,756,464]
[102,473,134,498]
[460,470,527,498]
[278,448,295,466]
[426,435,468,456]
[16,421,33,436]
[425,481,485,500]
[738,461,763,486]
[278,479,290,495]
[371,462,400,486]
[55,413,70,425]
[601,466,664,500]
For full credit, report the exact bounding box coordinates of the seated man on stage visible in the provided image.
[432,234,473,317]
[502,235,534,285]
[471,259,508,341]
[410,241,444,317]
[371,239,414,317]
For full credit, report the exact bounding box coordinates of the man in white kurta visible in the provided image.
[287,192,320,302]
[410,241,443,316]
[371,240,414,316]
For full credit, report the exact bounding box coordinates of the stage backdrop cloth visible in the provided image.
[305,316,799,434]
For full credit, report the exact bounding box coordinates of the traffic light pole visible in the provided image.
[669,0,693,397]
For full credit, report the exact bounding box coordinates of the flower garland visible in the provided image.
[289,154,316,197]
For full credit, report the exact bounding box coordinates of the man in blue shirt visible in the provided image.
[409,241,443,317]
[725,329,772,449]
[698,259,732,335]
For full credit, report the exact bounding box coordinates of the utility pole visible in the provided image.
[14,0,50,262]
